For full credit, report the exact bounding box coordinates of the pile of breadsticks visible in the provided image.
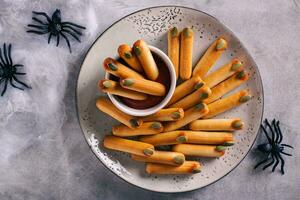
[96,27,251,175]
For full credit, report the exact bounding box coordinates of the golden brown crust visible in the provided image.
[103,57,144,79]
[118,44,143,72]
[96,97,143,129]
[168,27,180,79]
[141,108,184,122]
[112,122,163,137]
[103,135,154,156]
[193,37,228,78]
[133,40,159,80]
[172,144,225,157]
[180,28,194,80]
[203,89,251,119]
[146,161,202,174]
[189,118,244,131]
[98,79,148,100]
[120,78,166,96]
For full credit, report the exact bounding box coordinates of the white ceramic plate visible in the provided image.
[76,6,264,193]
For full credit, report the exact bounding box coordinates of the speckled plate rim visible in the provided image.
[75,5,264,193]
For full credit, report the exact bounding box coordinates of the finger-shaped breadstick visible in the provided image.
[193,38,228,78]
[118,44,143,72]
[103,135,154,156]
[203,70,249,104]
[146,161,201,174]
[140,130,233,146]
[98,79,147,100]
[133,40,159,80]
[142,108,184,122]
[120,78,166,96]
[180,28,194,80]
[166,75,204,106]
[164,103,209,132]
[140,130,189,146]
[169,86,211,110]
[103,57,144,79]
[168,27,180,78]
[112,122,163,137]
[96,97,142,128]
[172,144,225,157]
[189,118,244,131]
[203,89,251,119]
[203,59,243,88]
[131,151,185,166]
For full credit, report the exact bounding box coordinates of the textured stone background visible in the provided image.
[0,0,299,199]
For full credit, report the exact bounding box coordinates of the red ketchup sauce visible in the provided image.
[110,53,171,109]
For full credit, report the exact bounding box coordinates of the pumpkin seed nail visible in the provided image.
[124,52,132,59]
[171,111,181,119]
[123,79,134,86]
[129,118,139,127]
[200,92,209,100]
[194,82,204,90]
[216,38,227,51]
[143,148,154,156]
[176,135,187,143]
[133,46,141,56]
[171,27,178,37]
[108,63,118,71]
[195,103,205,110]
[223,141,235,146]
[239,95,251,103]
[231,60,243,71]
[173,155,185,165]
[151,122,162,129]
[215,145,226,151]
[102,80,112,88]
[232,120,244,129]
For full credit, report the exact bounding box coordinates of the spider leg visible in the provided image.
[27,30,48,35]
[272,119,280,143]
[7,44,12,66]
[32,17,47,25]
[61,22,86,29]
[265,119,275,144]
[277,153,285,175]
[27,24,48,30]
[15,72,26,75]
[281,144,294,149]
[3,43,10,66]
[9,78,24,90]
[62,25,83,35]
[254,155,270,169]
[262,154,274,170]
[271,154,279,172]
[62,30,81,42]
[1,79,8,96]
[32,11,51,22]
[281,152,292,156]
[48,33,53,44]
[0,48,6,66]
[12,75,31,89]
[260,124,272,143]
[276,121,283,143]
[60,32,72,53]
[56,34,60,46]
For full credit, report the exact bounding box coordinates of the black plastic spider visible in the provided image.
[27,9,85,53]
[0,43,30,96]
[254,119,293,174]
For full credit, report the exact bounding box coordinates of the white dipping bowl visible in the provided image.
[105,45,176,116]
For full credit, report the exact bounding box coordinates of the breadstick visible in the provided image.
[131,151,185,166]
[140,130,233,146]
[120,78,166,96]
[168,27,180,78]
[98,80,147,100]
[118,44,143,72]
[139,130,189,146]
[146,161,201,174]
[133,40,159,80]
[164,103,209,132]
[203,59,243,88]
[103,57,144,79]
[172,144,225,157]
[169,86,211,110]
[189,118,244,131]
[203,70,249,104]
[167,75,204,106]
[180,28,194,80]
[96,97,142,128]
[203,89,251,119]
[142,108,184,122]
[193,38,228,78]
[112,122,163,137]
[103,135,154,156]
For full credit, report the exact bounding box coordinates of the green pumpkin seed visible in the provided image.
[215,145,226,151]
[151,122,162,129]
[108,63,118,71]
[129,118,139,127]
[223,141,235,146]
[195,103,205,110]
[133,46,141,56]
[173,155,185,165]
[171,111,181,119]
[102,80,112,88]
[236,71,245,79]
[200,92,209,100]
[123,79,134,86]
[231,61,242,71]
[194,82,204,90]
[232,120,244,129]
[239,95,251,103]
[183,28,192,38]
[176,135,187,143]
[216,38,227,50]
[192,168,201,173]
[143,148,154,156]
[124,52,132,59]
[171,27,178,37]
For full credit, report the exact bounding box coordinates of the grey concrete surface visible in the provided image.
[0,0,299,199]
